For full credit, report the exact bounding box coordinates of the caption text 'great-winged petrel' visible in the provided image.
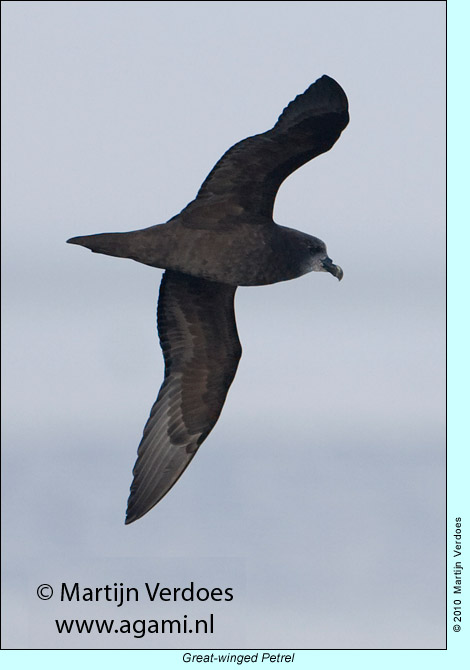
[68,74,349,524]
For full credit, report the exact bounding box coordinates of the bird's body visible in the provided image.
[68,75,349,523]
[71,216,331,286]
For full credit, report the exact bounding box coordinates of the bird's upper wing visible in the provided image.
[125,270,241,524]
[193,75,349,219]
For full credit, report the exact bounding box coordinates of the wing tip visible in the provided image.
[125,497,148,525]
[303,74,349,112]
[316,74,349,106]
[124,490,149,525]
[275,74,349,129]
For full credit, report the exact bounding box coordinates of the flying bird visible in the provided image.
[68,74,349,524]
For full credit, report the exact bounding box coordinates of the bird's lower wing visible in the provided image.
[125,270,241,524]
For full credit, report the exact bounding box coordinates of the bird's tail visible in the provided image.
[67,232,135,259]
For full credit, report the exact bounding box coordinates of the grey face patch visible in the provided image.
[306,253,343,281]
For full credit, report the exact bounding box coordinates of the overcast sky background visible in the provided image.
[2,1,445,650]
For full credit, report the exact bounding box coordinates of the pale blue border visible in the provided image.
[446,0,470,667]
[0,647,462,670]
[2,0,465,668]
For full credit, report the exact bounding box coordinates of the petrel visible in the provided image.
[68,74,349,524]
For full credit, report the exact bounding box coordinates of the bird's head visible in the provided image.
[303,236,343,281]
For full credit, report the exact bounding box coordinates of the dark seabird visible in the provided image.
[68,74,349,524]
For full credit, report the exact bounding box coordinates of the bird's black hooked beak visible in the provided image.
[322,257,344,281]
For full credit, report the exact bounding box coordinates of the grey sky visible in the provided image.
[2,1,445,650]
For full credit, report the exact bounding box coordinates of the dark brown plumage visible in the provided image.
[126,271,241,524]
[68,75,349,523]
